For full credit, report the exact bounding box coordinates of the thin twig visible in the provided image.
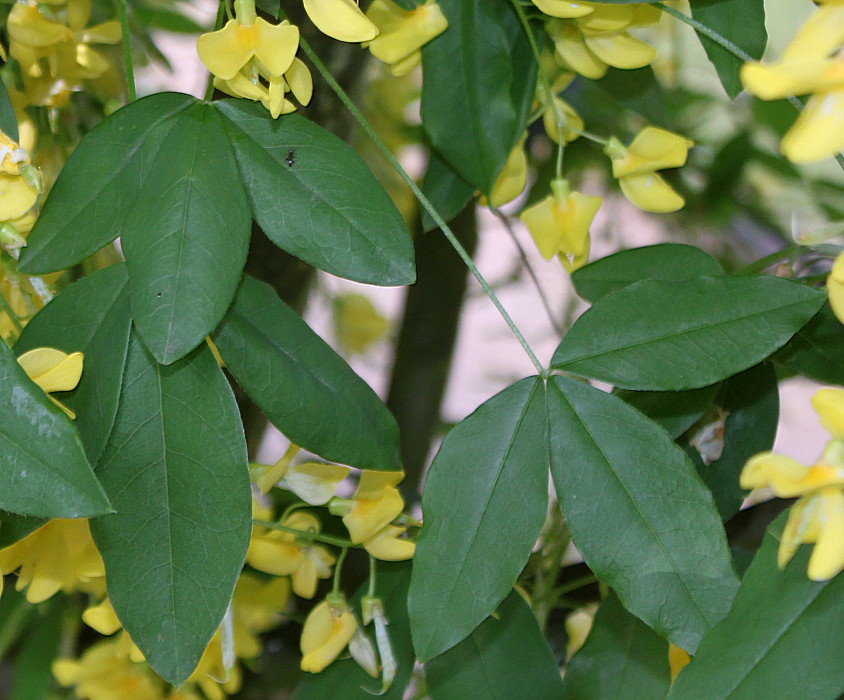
[115,0,136,101]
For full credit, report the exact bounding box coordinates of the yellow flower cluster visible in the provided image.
[196,0,447,118]
[536,1,660,80]
[740,0,844,164]
[741,388,844,581]
[7,0,121,108]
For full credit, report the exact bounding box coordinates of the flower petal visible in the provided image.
[584,32,656,70]
[17,349,83,393]
[618,172,684,213]
[304,0,378,42]
[196,20,257,80]
[532,0,594,19]
[780,89,844,164]
[828,251,844,324]
[807,488,844,580]
[253,19,299,77]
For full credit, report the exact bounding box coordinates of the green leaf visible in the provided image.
[546,376,739,653]
[0,512,45,548]
[132,3,207,33]
[15,264,132,466]
[690,0,767,99]
[669,514,844,699]
[10,597,63,700]
[90,330,251,685]
[420,150,474,233]
[552,276,825,391]
[774,303,844,386]
[18,92,196,275]
[614,383,720,439]
[0,340,110,518]
[409,378,548,662]
[690,363,779,521]
[215,100,415,286]
[212,275,401,469]
[293,562,414,700]
[562,592,670,700]
[0,79,18,143]
[123,102,251,365]
[421,0,528,194]
[424,590,564,700]
[571,244,723,303]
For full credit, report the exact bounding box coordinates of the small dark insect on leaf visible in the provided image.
[156,292,162,298]
[285,149,295,167]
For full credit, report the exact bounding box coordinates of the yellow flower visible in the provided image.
[196,15,299,81]
[362,523,415,561]
[545,4,659,80]
[0,518,104,603]
[564,604,597,658]
[17,347,83,418]
[740,4,844,163]
[300,596,358,673]
[197,0,310,118]
[542,95,583,145]
[331,470,406,544]
[364,0,448,77]
[519,178,601,272]
[9,0,121,107]
[480,136,528,208]
[53,639,164,700]
[333,293,390,355]
[256,455,350,505]
[827,252,844,325]
[302,0,378,43]
[604,126,693,213]
[246,512,335,598]
[740,389,844,581]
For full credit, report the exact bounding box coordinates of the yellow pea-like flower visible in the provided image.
[362,524,415,561]
[300,598,358,673]
[604,127,693,213]
[197,16,299,81]
[827,251,844,325]
[336,470,406,544]
[520,178,601,272]
[365,0,448,76]
[303,0,378,43]
[17,347,83,419]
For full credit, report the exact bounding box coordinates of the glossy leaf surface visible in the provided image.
[562,592,670,700]
[670,515,844,699]
[18,93,196,274]
[409,378,548,661]
[774,303,844,386]
[571,243,723,303]
[547,375,739,653]
[0,341,110,518]
[553,276,824,390]
[425,591,564,700]
[91,331,251,685]
[122,102,251,365]
[216,100,415,286]
[690,0,767,98]
[15,264,132,466]
[212,275,401,470]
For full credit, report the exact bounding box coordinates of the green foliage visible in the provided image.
[409,378,549,661]
[571,243,723,303]
[669,514,844,699]
[0,78,17,142]
[420,151,474,232]
[16,264,132,465]
[562,593,670,700]
[424,591,565,700]
[690,0,767,98]
[421,0,537,194]
[292,563,414,700]
[614,384,720,439]
[546,375,739,653]
[212,275,402,470]
[775,303,844,385]
[553,276,825,390]
[90,331,251,684]
[0,340,110,519]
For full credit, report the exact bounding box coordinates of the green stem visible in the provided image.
[204,0,229,101]
[736,245,805,275]
[332,546,349,595]
[657,3,844,173]
[115,0,135,101]
[252,518,354,548]
[509,0,566,179]
[368,555,377,598]
[552,574,599,599]
[298,38,546,377]
[0,292,23,334]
